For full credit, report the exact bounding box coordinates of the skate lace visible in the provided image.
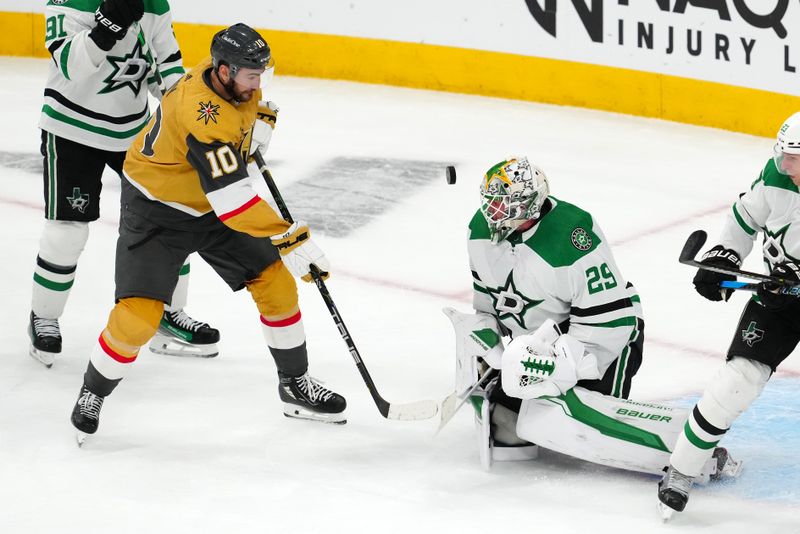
[78,389,103,420]
[665,467,693,496]
[168,310,208,332]
[296,374,334,403]
[33,316,60,337]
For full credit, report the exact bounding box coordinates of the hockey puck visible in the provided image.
[445,165,457,185]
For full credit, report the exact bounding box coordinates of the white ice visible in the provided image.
[0,57,798,533]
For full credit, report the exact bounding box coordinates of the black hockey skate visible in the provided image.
[657,465,693,520]
[71,385,105,446]
[148,309,220,358]
[278,371,347,424]
[27,311,61,368]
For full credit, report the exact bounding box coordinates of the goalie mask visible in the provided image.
[773,112,800,176]
[479,157,549,243]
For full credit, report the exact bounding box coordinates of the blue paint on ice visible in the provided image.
[673,376,800,504]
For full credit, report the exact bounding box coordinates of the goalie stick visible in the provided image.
[253,152,438,421]
[436,367,498,434]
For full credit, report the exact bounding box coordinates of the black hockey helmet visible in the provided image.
[211,23,271,77]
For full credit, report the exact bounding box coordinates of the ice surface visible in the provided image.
[0,57,798,533]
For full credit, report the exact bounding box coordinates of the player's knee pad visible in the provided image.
[107,297,164,348]
[246,261,298,318]
[698,356,771,430]
[38,220,89,266]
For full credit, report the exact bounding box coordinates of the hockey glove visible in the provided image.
[246,101,279,160]
[693,245,741,302]
[271,221,330,283]
[501,319,600,400]
[90,0,145,51]
[757,261,800,312]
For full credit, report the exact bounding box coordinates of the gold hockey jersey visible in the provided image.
[123,57,289,237]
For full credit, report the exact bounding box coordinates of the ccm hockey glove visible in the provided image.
[693,245,741,302]
[247,101,279,160]
[90,0,144,51]
[757,261,800,312]
[271,221,330,283]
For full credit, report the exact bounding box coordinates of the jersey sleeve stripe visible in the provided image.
[732,203,757,235]
[572,316,637,328]
[218,195,261,222]
[59,41,72,80]
[47,38,65,56]
[570,297,632,317]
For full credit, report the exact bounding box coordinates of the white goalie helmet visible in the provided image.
[479,156,550,242]
[773,111,800,175]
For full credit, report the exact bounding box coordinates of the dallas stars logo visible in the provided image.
[197,101,221,125]
[487,271,543,329]
[99,40,150,95]
[763,224,799,265]
[66,187,90,213]
[741,321,764,347]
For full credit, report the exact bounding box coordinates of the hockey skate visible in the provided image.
[148,309,220,358]
[709,447,743,481]
[27,311,61,368]
[473,376,538,471]
[278,371,347,424]
[657,465,693,521]
[70,385,105,447]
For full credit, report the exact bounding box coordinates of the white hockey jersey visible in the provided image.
[719,158,800,268]
[468,197,643,379]
[40,0,185,152]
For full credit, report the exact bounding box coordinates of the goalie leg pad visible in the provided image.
[670,357,769,477]
[516,387,687,475]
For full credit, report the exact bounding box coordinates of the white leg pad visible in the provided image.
[38,220,89,266]
[516,387,688,475]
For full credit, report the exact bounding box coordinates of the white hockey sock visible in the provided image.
[31,220,89,318]
[90,331,139,382]
[260,311,306,350]
[670,357,770,476]
[165,260,190,312]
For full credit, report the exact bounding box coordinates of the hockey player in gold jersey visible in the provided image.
[70,23,346,444]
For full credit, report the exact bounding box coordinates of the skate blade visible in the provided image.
[148,335,218,358]
[28,346,55,368]
[657,502,676,522]
[282,403,346,425]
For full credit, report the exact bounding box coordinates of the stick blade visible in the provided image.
[679,230,707,264]
[387,399,439,421]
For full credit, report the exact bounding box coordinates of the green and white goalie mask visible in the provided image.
[773,111,800,176]
[479,157,549,243]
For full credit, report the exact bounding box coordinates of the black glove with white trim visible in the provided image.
[692,245,741,302]
[89,0,144,51]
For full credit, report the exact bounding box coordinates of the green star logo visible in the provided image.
[66,187,90,213]
[99,40,150,95]
[487,271,543,329]
[741,321,764,347]
[764,224,799,264]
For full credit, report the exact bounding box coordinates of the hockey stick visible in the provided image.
[679,230,794,285]
[253,152,438,421]
[435,367,497,435]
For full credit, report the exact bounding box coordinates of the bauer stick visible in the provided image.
[253,152,438,421]
[680,230,800,294]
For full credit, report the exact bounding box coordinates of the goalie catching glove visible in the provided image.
[271,221,330,283]
[501,319,601,399]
